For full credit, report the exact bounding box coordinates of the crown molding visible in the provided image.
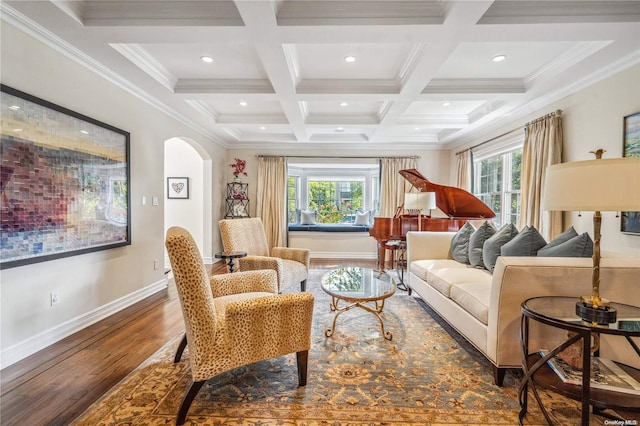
[174,79,275,94]
[184,100,219,123]
[109,43,177,91]
[297,79,400,95]
[0,3,226,147]
[423,78,525,94]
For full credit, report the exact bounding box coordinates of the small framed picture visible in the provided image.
[167,177,189,199]
[621,112,640,234]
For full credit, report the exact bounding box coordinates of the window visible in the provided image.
[474,148,522,228]
[287,162,379,224]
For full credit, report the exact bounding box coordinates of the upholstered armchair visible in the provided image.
[219,218,311,291]
[165,226,315,426]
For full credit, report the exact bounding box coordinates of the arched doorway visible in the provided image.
[164,137,213,264]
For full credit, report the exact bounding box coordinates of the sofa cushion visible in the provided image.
[501,225,547,257]
[409,259,467,281]
[450,282,492,325]
[428,267,491,297]
[483,223,519,273]
[468,221,497,269]
[538,232,594,257]
[449,221,476,264]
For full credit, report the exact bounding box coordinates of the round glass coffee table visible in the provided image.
[321,267,396,340]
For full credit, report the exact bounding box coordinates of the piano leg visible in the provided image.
[377,242,388,271]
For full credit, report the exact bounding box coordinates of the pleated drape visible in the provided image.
[379,157,418,217]
[456,150,472,191]
[256,156,287,249]
[521,111,563,240]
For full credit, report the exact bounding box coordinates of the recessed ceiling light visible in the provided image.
[9,105,20,110]
[239,101,247,106]
[443,102,451,106]
[80,130,89,135]
[336,127,344,132]
[340,102,348,107]
[344,56,356,63]
[492,54,507,62]
[201,55,213,63]
[414,127,420,131]
[259,126,266,130]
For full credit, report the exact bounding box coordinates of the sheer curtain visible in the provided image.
[521,110,563,240]
[379,157,418,217]
[456,149,472,191]
[256,156,287,249]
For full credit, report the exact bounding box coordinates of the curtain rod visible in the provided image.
[256,155,420,159]
[455,127,523,156]
[525,109,562,126]
[455,109,563,156]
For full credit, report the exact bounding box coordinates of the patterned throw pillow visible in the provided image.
[468,221,497,269]
[449,221,476,264]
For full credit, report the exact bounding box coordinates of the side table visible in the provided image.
[215,251,247,273]
[519,296,640,426]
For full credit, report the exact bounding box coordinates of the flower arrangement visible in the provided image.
[229,158,248,178]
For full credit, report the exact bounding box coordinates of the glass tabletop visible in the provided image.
[522,296,640,335]
[321,267,395,301]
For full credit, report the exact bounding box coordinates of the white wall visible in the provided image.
[0,22,227,367]
[449,64,640,256]
[164,138,205,263]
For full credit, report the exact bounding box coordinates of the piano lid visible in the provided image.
[400,169,496,218]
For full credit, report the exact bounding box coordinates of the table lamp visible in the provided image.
[404,192,436,231]
[542,151,640,324]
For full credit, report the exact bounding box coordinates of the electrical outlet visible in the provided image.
[50,291,60,306]
[154,259,160,270]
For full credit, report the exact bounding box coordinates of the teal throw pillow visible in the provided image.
[501,226,547,257]
[449,221,476,264]
[468,221,497,269]
[483,223,519,273]
[542,226,578,250]
[538,232,593,257]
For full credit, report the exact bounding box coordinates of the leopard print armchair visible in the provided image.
[165,226,315,426]
[219,218,310,291]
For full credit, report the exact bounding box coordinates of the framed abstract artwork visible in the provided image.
[167,177,189,199]
[1,85,131,269]
[621,111,640,234]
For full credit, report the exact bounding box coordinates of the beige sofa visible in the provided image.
[406,231,640,386]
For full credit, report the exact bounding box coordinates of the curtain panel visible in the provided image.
[521,110,563,240]
[456,149,472,191]
[256,156,287,249]
[379,157,418,218]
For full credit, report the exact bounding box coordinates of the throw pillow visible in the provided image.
[449,221,476,264]
[300,210,316,225]
[542,226,579,250]
[354,210,370,226]
[468,221,497,269]
[482,223,519,273]
[501,226,547,257]
[538,232,593,257]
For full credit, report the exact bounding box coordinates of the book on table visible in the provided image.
[540,350,640,395]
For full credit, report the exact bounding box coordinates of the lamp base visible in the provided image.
[575,300,617,324]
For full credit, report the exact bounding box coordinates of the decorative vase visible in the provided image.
[233,175,241,183]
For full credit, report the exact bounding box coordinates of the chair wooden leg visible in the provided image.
[296,350,308,386]
[300,279,307,292]
[493,365,507,386]
[174,334,188,363]
[176,380,206,426]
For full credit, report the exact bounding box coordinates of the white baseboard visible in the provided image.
[0,277,169,369]
[310,251,377,259]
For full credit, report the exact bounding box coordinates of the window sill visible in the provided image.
[288,224,371,232]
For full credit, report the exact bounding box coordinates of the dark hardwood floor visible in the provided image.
[0,258,375,426]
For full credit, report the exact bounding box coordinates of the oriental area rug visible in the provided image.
[72,268,611,425]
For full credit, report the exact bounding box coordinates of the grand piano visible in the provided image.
[370,169,495,271]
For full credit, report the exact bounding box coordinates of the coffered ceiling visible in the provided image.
[3,1,639,150]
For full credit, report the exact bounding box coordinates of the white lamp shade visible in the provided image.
[543,158,640,212]
[405,192,436,211]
